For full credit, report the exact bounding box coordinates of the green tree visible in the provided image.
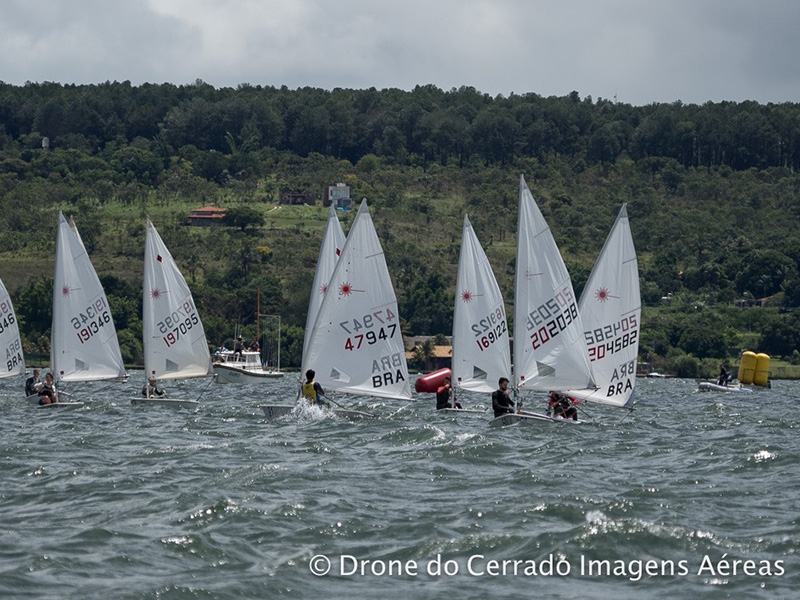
[223,205,265,232]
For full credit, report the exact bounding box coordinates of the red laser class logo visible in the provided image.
[595,286,619,302]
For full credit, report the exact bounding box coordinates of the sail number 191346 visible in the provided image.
[0,300,16,335]
[71,297,112,345]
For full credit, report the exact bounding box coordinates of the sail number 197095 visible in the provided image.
[157,300,200,348]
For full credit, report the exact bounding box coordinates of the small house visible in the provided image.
[187,206,226,226]
[324,183,352,210]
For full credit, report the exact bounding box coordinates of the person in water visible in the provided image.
[492,377,515,417]
[548,391,578,420]
[302,369,328,407]
[435,375,462,410]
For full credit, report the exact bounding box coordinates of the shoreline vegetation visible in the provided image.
[2,82,800,381]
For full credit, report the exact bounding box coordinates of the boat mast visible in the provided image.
[259,313,282,371]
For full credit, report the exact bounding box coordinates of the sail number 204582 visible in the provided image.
[584,314,638,362]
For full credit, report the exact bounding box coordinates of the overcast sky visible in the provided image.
[2,0,798,106]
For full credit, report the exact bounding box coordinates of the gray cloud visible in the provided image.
[0,0,797,106]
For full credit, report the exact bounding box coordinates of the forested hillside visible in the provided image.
[2,80,800,376]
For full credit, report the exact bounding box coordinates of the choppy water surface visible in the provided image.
[0,374,797,599]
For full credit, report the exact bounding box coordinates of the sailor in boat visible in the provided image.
[249,337,260,352]
[25,369,42,396]
[38,372,58,405]
[492,377,515,417]
[435,376,462,410]
[547,391,578,421]
[142,378,165,399]
[302,369,328,407]
[717,364,731,387]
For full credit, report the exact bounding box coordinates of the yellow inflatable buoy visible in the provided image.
[754,352,770,387]
[738,351,757,384]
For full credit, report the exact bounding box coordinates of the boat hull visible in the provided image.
[213,364,284,384]
[27,393,76,405]
[37,401,84,409]
[437,408,487,414]
[489,411,581,427]
[697,381,754,393]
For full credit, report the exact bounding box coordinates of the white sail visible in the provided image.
[302,204,346,372]
[51,212,126,383]
[513,175,595,392]
[143,219,211,381]
[303,199,411,400]
[452,215,511,394]
[567,205,640,408]
[0,277,24,378]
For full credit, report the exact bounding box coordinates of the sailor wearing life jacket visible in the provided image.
[302,369,328,406]
[548,391,578,421]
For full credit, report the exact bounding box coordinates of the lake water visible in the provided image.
[0,374,796,599]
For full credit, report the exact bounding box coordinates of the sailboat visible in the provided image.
[262,204,346,418]
[563,204,641,411]
[133,218,212,409]
[303,203,346,363]
[490,176,596,426]
[262,200,411,420]
[0,277,25,380]
[445,214,509,413]
[37,212,127,408]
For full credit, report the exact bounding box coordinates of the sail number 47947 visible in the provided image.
[340,309,397,351]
